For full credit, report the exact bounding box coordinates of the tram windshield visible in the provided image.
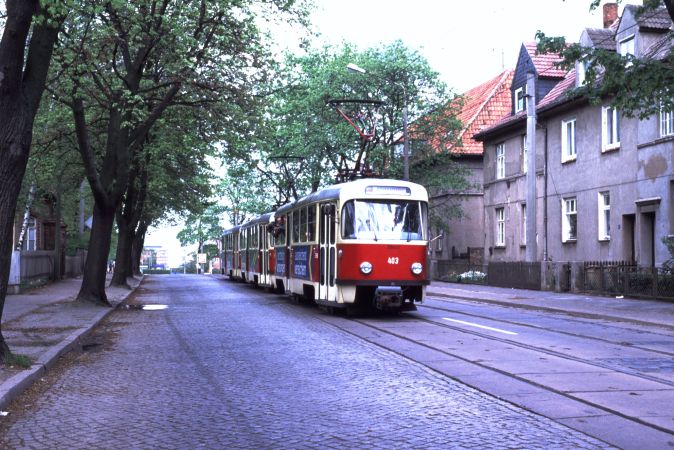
[341,200,427,241]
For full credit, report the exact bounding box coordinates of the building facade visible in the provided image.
[475,4,673,270]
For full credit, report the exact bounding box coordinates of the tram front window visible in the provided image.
[341,200,427,241]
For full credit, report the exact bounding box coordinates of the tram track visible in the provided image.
[316,307,674,441]
[420,297,674,361]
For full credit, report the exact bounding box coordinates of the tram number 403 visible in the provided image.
[387,257,399,265]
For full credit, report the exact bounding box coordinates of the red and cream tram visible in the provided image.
[223,178,430,312]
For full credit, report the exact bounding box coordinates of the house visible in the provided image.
[424,70,514,278]
[9,193,69,292]
[474,3,673,288]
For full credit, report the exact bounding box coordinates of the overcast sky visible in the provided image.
[307,0,616,92]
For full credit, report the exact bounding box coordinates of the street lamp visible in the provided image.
[346,63,410,181]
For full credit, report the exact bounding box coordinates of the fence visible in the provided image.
[488,261,541,290]
[583,261,674,300]
[20,250,53,281]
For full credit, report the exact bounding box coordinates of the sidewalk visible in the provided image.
[0,275,141,411]
[427,281,674,329]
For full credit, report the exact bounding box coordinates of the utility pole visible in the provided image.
[402,103,410,181]
[525,72,538,261]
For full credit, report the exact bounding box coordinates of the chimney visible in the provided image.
[603,3,618,28]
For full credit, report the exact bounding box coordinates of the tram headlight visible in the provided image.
[411,262,423,275]
[360,261,373,275]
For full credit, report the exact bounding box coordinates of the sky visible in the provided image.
[307,0,613,92]
[145,0,621,266]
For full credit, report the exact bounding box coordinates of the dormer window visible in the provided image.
[514,86,526,113]
[619,35,635,61]
[576,60,588,87]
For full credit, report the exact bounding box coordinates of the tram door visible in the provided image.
[260,224,268,285]
[319,203,337,303]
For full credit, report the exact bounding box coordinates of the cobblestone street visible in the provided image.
[0,275,612,448]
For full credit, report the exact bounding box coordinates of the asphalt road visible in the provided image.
[0,274,653,448]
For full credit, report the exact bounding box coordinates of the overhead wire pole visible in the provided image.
[346,63,409,181]
[525,72,538,261]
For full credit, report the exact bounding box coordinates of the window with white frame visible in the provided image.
[521,204,527,245]
[496,143,505,179]
[521,135,528,173]
[514,87,525,113]
[598,192,611,241]
[576,60,588,86]
[619,35,635,58]
[495,207,505,247]
[561,118,576,162]
[661,108,674,137]
[562,197,577,242]
[435,229,443,252]
[24,219,37,251]
[602,106,620,151]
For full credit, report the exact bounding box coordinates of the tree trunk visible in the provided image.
[0,138,32,358]
[111,206,133,287]
[53,173,63,280]
[76,203,114,306]
[0,1,63,362]
[132,221,148,276]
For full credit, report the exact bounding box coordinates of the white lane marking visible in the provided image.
[443,317,518,335]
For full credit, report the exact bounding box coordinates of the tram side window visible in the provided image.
[300,207,307,243]
[239,231,245,250]
[341,201,356,238]
[307,205,316,242]
[273,218,286,246]
[292,210,300,243]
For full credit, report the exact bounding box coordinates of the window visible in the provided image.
[495,207,505,247]
[496,143,505,179]
[598,192,611,241]
[619,35,635,58]
[576,60,588,86]
[23,219,37,251]
[292,209,300,243]
[521,135,528,173]
[661,108,674,137]
[307,205,316,242]
[521,204,527,245]
[562,197,577,242]
[435,230,443,252]
[602,106,620,151]
[340,200,427,241]
[514,86,526,113]
[561,118,576,162]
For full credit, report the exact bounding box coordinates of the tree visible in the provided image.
[234,41,468,225]
[47,0,308,305]
[177,204,225,257]
[0,0,68,362]
[536,0,673,118]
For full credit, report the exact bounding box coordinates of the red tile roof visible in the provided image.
[451,70,514,155]
[524,42,568,78]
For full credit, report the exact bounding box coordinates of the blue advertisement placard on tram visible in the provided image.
[276,248,286,276]
[292,245,311,280]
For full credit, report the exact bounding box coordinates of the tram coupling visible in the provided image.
[374,286,404,311]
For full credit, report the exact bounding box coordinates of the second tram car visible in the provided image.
[222,178,430,313]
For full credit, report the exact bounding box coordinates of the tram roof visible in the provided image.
[276,178,428,214]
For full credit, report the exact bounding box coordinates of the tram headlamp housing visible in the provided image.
[360,261,373,275]
[411,262,423,275]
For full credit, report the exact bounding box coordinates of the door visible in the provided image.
[261,224,269,285]
[623,214,635,263]
[318,203,337,303]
